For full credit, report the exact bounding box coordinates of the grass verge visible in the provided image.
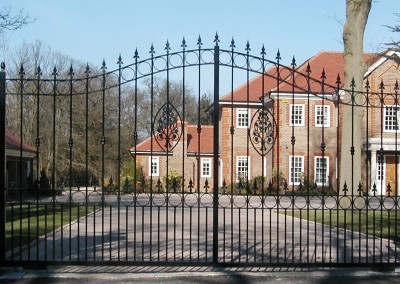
[5,203,98,249]
[287,209,400,242]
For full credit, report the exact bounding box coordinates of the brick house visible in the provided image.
[5,130,36,193]
[131,50,400,195]
[220,50,400,195]
[131,122,214,192]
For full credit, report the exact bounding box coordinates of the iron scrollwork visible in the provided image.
[154,102,182,151]
[249,107,276,156]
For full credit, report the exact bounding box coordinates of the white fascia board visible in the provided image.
[130,151,171,156]
[6,149,36,159]
[364,50,399,78]
[269,92,343,100]
[219,101,263,107]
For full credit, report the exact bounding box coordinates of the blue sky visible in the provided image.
[2,0,398,68]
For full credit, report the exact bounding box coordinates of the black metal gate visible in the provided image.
[0,35,399,268]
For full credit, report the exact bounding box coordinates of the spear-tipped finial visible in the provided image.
[117,54,123,65]
[52,66,58,77]
[291,56,296,67]
[260,45,266,56]
[321,68,326,81]
[181,37,187,49]
[68,64,74,76]
[245,40,251,52]
[0,62,5,71]
[276,49,281,61]
[306,62,311,75]
[149,44,155,55]
[101,59,107,72]
[230,37,235,50]
[379,79,385,90]
[84,63,90,76]
[19,64,25,76]
[350,77,356,88]
[165,40,171,51]
[336,74,341,87]
[214,32,220,46]
[36,65,42,76]
[197,35,202,48]
[133,48,139,60]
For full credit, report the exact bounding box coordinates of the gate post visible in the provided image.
[0,62,6,262]
[212,42,220,266]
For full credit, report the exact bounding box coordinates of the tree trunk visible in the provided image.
[340,0,371,206]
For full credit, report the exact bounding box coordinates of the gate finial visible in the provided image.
[149,44,155,56]
[230,37,235,50]
[276,49,281,61]
[0,62,4,71]
[260,45,266,56]
[181,37,187,49]
[134,48,139,60]
[197,35,202,48]
[245,40,250,52]
[214,32,220,46]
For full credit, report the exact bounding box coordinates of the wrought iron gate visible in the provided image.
[0,35,399,268]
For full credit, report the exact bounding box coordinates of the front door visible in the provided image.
[385,156,397,196]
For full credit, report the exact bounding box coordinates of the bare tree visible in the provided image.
[340,0,372,201]
[0,7,34,33]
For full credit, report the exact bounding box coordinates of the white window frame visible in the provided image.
[314,156,329,185]
[289,104,305,126]
[315,105,330,127]
[236,108,249,128]
[148,156,159,177]
[384,106,400,132]
[377,154,385,182]
[236,156,250,181]
[201,158,211,178]
[289,155,304,185]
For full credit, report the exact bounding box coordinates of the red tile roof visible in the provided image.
[186,125,213,154]
[272,51,377,93]
[131,123,213,155]
[219,66,291,103]
[6,131,36,153]
[219,51,380,100]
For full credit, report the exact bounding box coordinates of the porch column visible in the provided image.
[370,149,377,194]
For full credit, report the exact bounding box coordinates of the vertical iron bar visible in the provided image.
[0,63,6,263]
[165,42,170,262]
[35,66,42,261]
[260,47,266,263]
[68,66,74,261]
[320,70,326,265]
[275,51,281,264]
[18,65,24,261]
[117,55,122,262]
[364,80,370,264]
[245,42,250,264]
[149,45,155,262]
[229,40,235,263]
[306,63,311,264]
[212,42,220,266]
[133,49,139,262]
[52,67,58,261]
[101,60,106,261]
[379,81,384,264]
[290,57,296,263]
[84,64,90,261]
[181,38,186,262]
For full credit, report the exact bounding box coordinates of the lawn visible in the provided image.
[287,209,400,242]
[5,203,98,250]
